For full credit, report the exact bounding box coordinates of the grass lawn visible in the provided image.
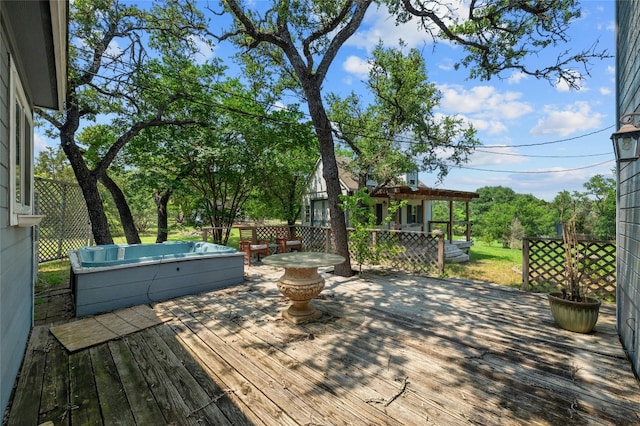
[445,240,524,288]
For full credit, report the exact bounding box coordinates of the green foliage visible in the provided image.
[507,218,526,250]
[248,110,319,224]
[340,188,405,273]
[582,175,616,239]
[34,147,76,182]
[471,186,556,243]
[328,41,479,189]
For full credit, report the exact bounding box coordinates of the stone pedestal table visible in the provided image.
[262,252,345,324]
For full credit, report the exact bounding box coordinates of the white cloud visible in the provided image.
[34,133,48,153]
[469,146,527,166]
[34,133,56,155]
[507,72,528,85]
[439,84,533,121]
[530,101,605,136]
[430,160,615,201]
[467,118,508,135]
[190,35,215,64]
[342,55,371,79]
[106,39,123,58]
[555,70,586,92]
[599,87,612,96]
[346,3,462,52]
[438,58,455,72]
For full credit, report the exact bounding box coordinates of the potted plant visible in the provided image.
[547,216,601,333]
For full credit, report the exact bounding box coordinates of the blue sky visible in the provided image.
[37,1,616,201]
[321,1,617,201]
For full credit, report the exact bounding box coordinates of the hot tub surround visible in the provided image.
[69,242,244,317]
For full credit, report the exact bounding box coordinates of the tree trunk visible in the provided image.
[61,131,114,245]
[100,173,141,244]
[304,86,353,276]
[154,190,172,243]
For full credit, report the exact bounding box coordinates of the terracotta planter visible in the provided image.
[548,292,601,333]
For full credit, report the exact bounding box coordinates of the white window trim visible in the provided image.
[9,57,35,225]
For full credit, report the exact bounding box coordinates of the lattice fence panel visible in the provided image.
[373,230,441,274]
[296,226,333,252]
[525,237,616,300]
[253,225,331,252]
[255,225,294,242]
[35,178,91,262]
[258,226,442,274]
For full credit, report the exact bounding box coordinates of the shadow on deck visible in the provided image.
[4,266,640,425]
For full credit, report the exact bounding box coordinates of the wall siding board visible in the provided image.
[0,12,36,413]
[0,227,34,412]
[615,1,640,378]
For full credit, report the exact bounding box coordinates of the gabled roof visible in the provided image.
[336,157,359,191]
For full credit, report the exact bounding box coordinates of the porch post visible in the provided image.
[437,232,445,274]
[465,201,471,242]
[522,237,530,290]
[448,201,453,243]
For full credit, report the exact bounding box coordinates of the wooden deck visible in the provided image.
[5,266,640,425]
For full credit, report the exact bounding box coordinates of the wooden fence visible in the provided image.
[227,225,445,275]
[35,178,91,262]
[522,237,616,300]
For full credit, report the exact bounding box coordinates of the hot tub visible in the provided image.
[69,241,244,317]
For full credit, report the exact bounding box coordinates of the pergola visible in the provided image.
[374,186,479,243]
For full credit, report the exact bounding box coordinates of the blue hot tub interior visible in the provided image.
[78,241,236,267]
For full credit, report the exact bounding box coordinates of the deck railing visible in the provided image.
[220,225,445,275]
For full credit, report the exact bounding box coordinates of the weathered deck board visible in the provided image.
[69,350,102,424]
[4,267,640,425]
[107,339,167,424]
[89,344,136,424]
[39,333,69,425]
[169,298,410,425]
[165,315,298,425]
[6,327,49,426]
[154,325,254,426]
[184,279,567,425]
[182,293,476,425]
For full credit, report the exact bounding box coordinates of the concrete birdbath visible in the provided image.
[262,252,345,324]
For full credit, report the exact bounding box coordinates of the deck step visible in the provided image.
[444,242,470,263]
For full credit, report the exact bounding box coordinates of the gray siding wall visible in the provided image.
[615,1,640,377]
[0,17,36,414]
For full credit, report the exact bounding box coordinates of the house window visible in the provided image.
[304,204,310,224]
[375,203,383,225]
[406,204,418,224]
[311,199,329,227]
[9,58,34,225]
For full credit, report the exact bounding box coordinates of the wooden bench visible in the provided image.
[238,227,270,266]
[275,226,303,253]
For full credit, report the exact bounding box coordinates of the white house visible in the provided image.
[301,158,478,247]
[0,1,67,414]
